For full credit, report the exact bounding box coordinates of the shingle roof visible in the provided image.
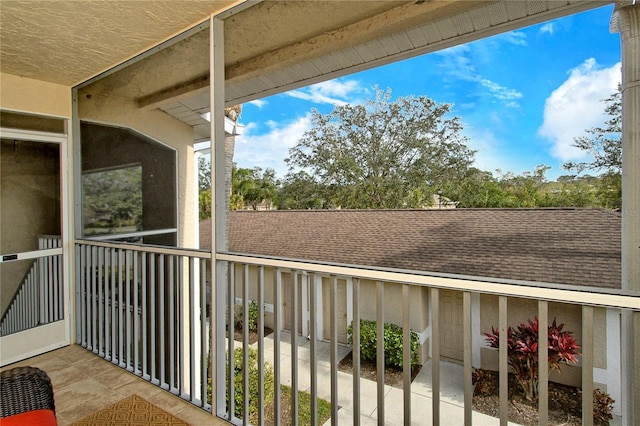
[201,208,621,289]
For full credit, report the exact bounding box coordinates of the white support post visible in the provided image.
[613,3,640,424]
[210,14,226,418]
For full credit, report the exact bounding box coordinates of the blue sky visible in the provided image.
[233,5,621,181]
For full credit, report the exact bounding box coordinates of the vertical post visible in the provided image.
[274,269,282,425]
[310,273,318,426]
[499,296,508,426]
[582,306,594,426]
[292,272,299,424]
[331,276,339,425]
[463,291,472,426]
[538,301,548,425]
[376,281,385,425]
[352,278,361,426]
[613,4,640,424]
[402,284,411,426]
[430,287,440,426]
[210,14,226,417]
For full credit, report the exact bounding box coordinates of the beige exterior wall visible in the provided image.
[0,73,71,117]
[478,295,611,388]
[77,81,197,248]
[232,265,431,363]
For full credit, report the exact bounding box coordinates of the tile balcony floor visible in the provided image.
[0,345,229,426]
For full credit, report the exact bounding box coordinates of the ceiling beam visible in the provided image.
[224,0,490,83]
[136,74,209,110]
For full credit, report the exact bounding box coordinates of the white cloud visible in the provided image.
[480,79,523,101]
[436,45,478,81]
[247,99,267,108]
[233,114,313,178]
[286,79,363,106]
[500,31,527,46]
[538,59,621,161]
[463,127,512,174]
[436,45,522,106]
[540,23,555,35]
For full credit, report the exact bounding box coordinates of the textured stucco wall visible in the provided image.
[478,295,612,388]
[0,73,71,117]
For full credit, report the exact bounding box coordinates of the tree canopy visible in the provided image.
[562,87,622,209]
[285,87,475,209]
[197,87,623,217]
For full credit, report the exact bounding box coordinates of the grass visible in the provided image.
[279,385,332,425]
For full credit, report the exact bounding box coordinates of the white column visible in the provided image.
[613,3,640,424]
[210,14,226,416]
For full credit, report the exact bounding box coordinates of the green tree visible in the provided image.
[276,171,328,210]
[230,165,278,210]
[285,87,475,209]
[442,168,510,208]
[563,88,621,209]
[198,156,211,192]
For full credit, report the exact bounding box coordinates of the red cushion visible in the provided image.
[1,409,57,426]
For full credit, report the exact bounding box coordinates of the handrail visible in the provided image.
[75,239,211,259]
[217,252,640,311]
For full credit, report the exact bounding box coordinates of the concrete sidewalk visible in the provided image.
[250,332,517,425]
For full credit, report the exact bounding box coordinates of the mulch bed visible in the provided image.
[337,351,422,388]
[233,326,273,344]
[472,369,598,425]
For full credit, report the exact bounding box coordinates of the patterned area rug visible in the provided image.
[70,394,190,425]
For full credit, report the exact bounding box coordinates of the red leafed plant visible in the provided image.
[484,317,580,401]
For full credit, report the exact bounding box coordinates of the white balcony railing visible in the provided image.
[1,236,63,336]
[76,241,639,425]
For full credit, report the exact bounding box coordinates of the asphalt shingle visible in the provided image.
[201,208,621,289]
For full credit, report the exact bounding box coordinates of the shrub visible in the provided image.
[591,388,615,425]
[484,317,580,401]
[228,347,275,423]
[347,319,419,368]
[234,300,260,332]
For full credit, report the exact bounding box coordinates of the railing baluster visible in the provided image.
[200,258,208,409]
[169,255,176,391]
[150,254,157,384]
[538,300,548,425]
[133,251,140,375]
[258,265,266,425]
[142,252,148,379]
[189,257,196,401]
[499,296,508,426]
[309,273,318,426]
[463,291,472,426]
[98,247,104,357]
[85,245,92,348]
[108,247,114,361]
[376,280,384,425]
[431,287,440,426]
[178,257,184,396]
[582,305,594,426]
[402,284,411,426]
[159,254,166,387]
[352,277,361,426]
[274,268,282,426]
[242,263,250,425]
[227,262,235,420]
[126,250,132,371]
[291,271,299,425]
[118,249,125,367]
